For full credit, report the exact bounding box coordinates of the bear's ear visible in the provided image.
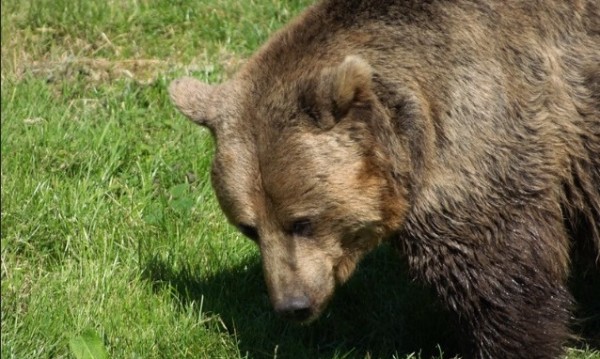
[313,55,374,129]
[169,77,220,131]
[330,55,374,116]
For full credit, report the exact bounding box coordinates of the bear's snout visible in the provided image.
[273,294,314,322]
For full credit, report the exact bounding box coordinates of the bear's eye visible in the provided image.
[239,224,259,242]
[290,218,313,238]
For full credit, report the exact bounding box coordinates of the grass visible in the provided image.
[1,0,599,358]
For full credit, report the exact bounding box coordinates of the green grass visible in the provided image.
[1,0,599,358]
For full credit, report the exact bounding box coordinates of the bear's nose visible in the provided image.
[274,295,313,322]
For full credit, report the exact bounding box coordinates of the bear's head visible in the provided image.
[169,56,410,323]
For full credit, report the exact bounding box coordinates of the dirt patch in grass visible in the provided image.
[2,27,244,85]
[32,56,170,84]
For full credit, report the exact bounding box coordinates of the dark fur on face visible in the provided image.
[169,0,600,357]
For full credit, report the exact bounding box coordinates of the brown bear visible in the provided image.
[169,0,600,358]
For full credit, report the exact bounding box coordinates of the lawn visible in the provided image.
[1,0,599,358]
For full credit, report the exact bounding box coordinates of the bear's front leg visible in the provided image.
[402,205,573,359]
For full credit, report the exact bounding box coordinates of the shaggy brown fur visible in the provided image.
[169,1,600,358]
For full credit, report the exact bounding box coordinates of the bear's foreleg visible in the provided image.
[402,205,573,358]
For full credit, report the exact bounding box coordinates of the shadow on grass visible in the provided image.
[142,243,600,358]
[142,244,460,359]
